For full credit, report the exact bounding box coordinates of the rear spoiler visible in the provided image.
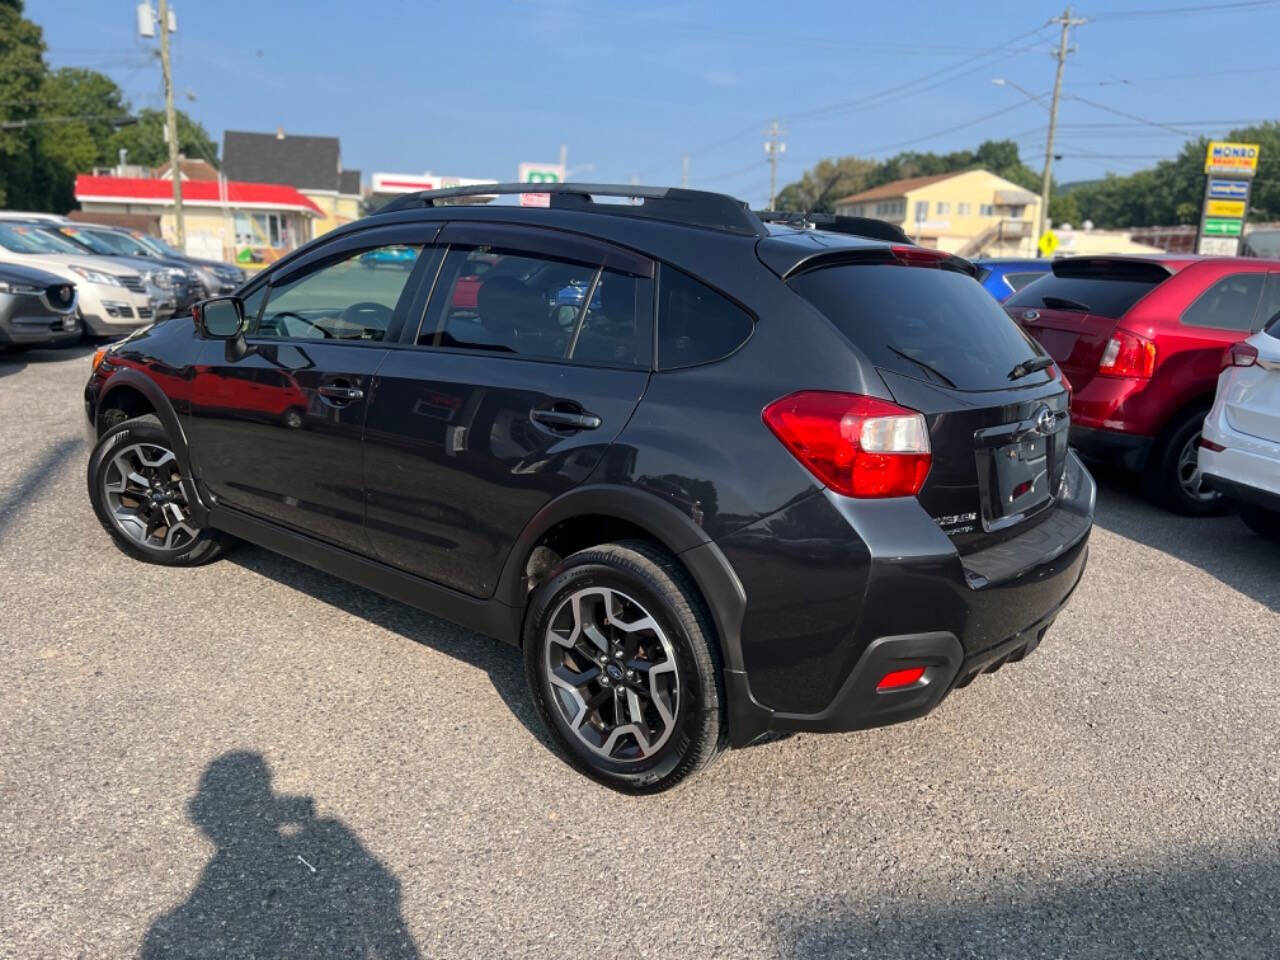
[1051,257,1173,283]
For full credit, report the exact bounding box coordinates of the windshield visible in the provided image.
[133,233,184,258]
[64,227,151,257]
[0,223,80,255]
[788,263,1049,391]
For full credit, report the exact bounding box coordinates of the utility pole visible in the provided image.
[681,152,689,188]
[764,120,786,210]
[156,0,185,249]
[559,143,568,179]
[1038,7,1086,250]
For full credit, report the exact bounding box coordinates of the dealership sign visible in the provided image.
[518,162,566,207]
[1207,178,1249,200]
[370,172,496,195]
[1204,141,1260,177]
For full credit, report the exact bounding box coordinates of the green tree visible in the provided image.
[774,155,876,212]
[1048,191,1080,227]
[108,107,218,170]
[35,67,128,211]
[0,0,47,208]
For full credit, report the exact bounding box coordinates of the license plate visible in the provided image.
[974,407,1069,532]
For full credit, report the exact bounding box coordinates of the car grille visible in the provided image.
[137,307,153,319]
[118,275,146,293]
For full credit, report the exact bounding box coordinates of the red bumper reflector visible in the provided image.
[876,666,926,691]
[1198,437,1226,452]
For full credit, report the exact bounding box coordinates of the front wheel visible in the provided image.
[1240,503,1280,541]
[524,541,726,793]
[88,415,230,566]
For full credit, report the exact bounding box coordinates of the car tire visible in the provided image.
[1142,409,1230,516]
[523,540,727,794]
[1240,503,1280,541]
[88,414,231,566]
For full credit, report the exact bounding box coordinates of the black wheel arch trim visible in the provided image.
[95,369,211,526]
[496,483,748,669]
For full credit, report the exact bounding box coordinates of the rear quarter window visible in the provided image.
[1179,272,1264,332]
[788,263,1047,391]
[1006,272,1162,319]
[656,265,754,369]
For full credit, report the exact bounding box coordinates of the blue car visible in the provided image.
[360,245,418,270]
[972,258,1049,301]
[552,278,602,311]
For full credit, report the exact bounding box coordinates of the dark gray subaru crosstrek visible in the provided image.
[83,184,1094,793]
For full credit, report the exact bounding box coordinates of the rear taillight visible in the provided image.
[1097,331,1157,378]
[1222,342,1258,371]
[762,391,932,498]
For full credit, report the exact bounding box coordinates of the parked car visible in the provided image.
[0,222,157,337]
[1200,311,1280,540]
[973,257,1050,301]
[83,183,1093,793]
[360,245,418,270]
[0,261,79,350]
[123,230,247,297]
[1006,254,1280,514]
[54,224,201,310]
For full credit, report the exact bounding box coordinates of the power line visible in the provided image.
[1086,64,1280,85]
[1065,93,1198,136]
[1087,0,1280,20]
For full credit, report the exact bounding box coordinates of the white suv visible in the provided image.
[0,222,157,336]
[1201,316,1280,540]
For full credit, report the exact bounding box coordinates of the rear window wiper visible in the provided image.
[1008,356,1056,380]
[1041,295,1090,312]
[887,345,956,388]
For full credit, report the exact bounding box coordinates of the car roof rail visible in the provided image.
[756,210,914,245]
[375,182,768,237]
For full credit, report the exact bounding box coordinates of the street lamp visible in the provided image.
[991,77,1049,110]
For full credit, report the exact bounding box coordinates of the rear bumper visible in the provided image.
[720,452,1095,747]
[1070,424,1152,472]
[1201,472,1280,512]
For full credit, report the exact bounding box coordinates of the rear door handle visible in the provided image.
[530,409,602,431]
[318,383,364,402]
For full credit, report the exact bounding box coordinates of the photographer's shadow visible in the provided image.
[142,751,420,958]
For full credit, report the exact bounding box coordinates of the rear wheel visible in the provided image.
[524,540,726,793]
[1240,503,1280,541]
[88,415,230,566]
[1142,409,1229,516]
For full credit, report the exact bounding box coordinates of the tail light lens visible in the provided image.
[1222,342,1259,371]
[762,391,932,498]
[888,245,953,268]
[1097,331,1157,378]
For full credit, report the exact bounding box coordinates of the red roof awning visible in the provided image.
[74,175,324,216]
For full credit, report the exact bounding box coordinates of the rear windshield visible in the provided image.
[1006,272,1161,319]
[788,264,1048,391]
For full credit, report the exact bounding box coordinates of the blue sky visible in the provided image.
[26,0,1280,205]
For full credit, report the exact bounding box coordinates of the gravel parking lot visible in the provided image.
[2,344,1278,959]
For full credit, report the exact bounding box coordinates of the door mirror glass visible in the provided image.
[197,296,245,338]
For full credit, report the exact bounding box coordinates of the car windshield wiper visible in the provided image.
[887,345,956,388]
[1008,356,1056,380]
[1041,295,1090,312]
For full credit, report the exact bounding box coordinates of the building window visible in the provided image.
[936,202,950,216]
[234,211,292,249]
[958,202,971,216]
[979,204,995,216]
[914,200,929,222]
[1006,205,1025,219]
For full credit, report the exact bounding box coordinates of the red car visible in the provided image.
[1006,255,1280,514]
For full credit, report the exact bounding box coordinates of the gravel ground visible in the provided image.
[1,344,1278,959]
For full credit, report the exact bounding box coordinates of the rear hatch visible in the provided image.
[1003,258,1171,392]
[787,250,1073,557]
[1225,331,1280,444]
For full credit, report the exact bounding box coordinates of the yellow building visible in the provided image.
[834,169,1041,257]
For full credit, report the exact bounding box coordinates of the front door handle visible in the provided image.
[530,408,602,431]
[318,383,364,403]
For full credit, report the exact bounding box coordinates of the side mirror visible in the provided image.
[195,296,244,339]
